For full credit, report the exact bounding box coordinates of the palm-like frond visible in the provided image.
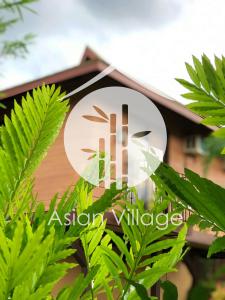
[158,54,225,259]
[0,219,75,300]
[176,55,225,152]
[56,265,100,300]
[101,200,187,299]
[0,85,69,216]
[154,163,225,258]
[77,187,113,299]
[65,182,123,239]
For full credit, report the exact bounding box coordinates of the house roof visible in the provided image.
[1,46,215,130]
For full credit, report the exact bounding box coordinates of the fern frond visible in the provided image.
[101,200,186,299]
[0,85,69,216]
[177,55,225,152]
[0,219,75,299]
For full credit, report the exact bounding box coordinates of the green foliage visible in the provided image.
[0,0,38,59]
[76,187,112,299]
[188,283,212,300]
[155,54,225,263]
[0,219,75,300]
[56,265,100,300]
[0,85,69,217]
[0,85,78,299]
[42,185,186,299]
[155,164,225,232]
[154,161,225,262]
[1,33,35,58]
[100,200,187,299]
[0,100,6,108]
[0,0,37,13]
[176,54,225,153]
[207,236,225,258]
[0,82,189,299]
[161,280,178,300]
[153,54,225,271]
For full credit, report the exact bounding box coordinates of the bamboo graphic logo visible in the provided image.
[81,105,151,186]
[64,87,167,189]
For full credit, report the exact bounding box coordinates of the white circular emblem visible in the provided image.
[64,87,167,189]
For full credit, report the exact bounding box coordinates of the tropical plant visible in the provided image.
[176,54,225,151]
[100,199,187,300]
[154,54,225,259]
[0,85,68,218]
[0,0,39,107]
[0,219,76,300]
[0,83,187,299]
[0,0,37,59]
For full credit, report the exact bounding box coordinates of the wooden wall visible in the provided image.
[168,132,225,187]
[33,117,225,207]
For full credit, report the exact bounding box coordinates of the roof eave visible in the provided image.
[1,58,216,131]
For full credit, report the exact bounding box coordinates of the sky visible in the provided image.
[1,0,225,102]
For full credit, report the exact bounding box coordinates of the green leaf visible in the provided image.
[88,220,106,256]
[135,267,174,281]
[66,182,123,238]
[213,127,225,138]
[185,62,200,87]
[38,263,75,286]
[101,245,129,277]
[0,85,69,215]
[143,239,179,256]
[105,229,133,269]
[202,54,223,99]
[192,55,210,92]
[161,280,178,300]
[102,255,123,293]
[208,236,225,257]
[181,92,212,101]
[125,279,151,300]
[102,280,114,300]
[57,265,100,300]
[202,116,225,125]
[186,101,221,110]
[175,78,201,93]
[0,102,6,109]
[215,55,225,89]
[187,214,201,226]
[155,164,225,232]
